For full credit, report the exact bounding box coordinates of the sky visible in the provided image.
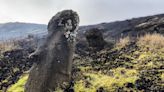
[0,0,164,25]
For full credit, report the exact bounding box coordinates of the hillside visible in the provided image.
[70,34,164,91]
[78,14,164,42]
[5,33,164,92]
[1,14,164,41]
[0,22,47,40]
[0,14,164,92]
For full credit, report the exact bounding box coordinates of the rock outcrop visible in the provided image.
[25,10,79,92]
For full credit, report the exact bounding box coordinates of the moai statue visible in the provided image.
[25,10,79,92]
[85,28,106,50]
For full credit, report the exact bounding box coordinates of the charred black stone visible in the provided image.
[125,82,134,88]
[96,87,105,92]
[0,48,34,90]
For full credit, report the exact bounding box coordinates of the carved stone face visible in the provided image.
[25,10,80,92]
[47,10,79,42]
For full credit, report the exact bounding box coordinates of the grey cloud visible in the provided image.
[0,0,164,25]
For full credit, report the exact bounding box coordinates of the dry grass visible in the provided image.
[0,40,19,53]
[137,33,164,49]
[115,36,130,49]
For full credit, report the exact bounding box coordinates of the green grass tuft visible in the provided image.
[7,74,28,92]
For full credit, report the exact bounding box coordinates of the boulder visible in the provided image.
[85,28,107,50]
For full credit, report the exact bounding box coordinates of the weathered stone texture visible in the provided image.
[25,10,79,92]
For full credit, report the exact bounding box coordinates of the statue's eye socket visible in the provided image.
[61,20,66,24]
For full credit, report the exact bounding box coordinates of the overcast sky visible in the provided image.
[0,0,164,25]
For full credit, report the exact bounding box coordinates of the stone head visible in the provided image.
[47,10,79,42]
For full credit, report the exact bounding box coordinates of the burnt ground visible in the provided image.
[1,38,164,92]
[0,49,34,91]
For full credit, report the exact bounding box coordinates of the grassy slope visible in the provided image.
[7,34,164,92]
[7,74,28,92]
